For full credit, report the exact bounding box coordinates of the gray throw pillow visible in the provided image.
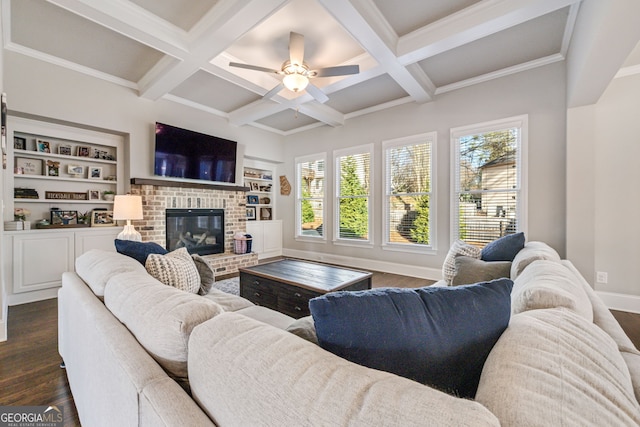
[452,256,512,286]
[192,254,215,295]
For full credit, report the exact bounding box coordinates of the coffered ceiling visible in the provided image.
[2,0,639,135]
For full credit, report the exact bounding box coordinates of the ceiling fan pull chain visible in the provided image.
[294,106,299,119]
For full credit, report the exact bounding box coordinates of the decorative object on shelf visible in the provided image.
[14,136,26,150]
[88,166,103,179]
[58,145,72,155]
[5,221,25,231]
[51,209,78,226]
[14,188,39,199]
[78,211,91,225]
[87,190,100,200]
[247,195,259,205]
[14,207,30,221]
[280,175,291,195]
[259,184,272,192]
[246,206,256,220]
[102,190,115,201]
[113,195,143,240]
[260,197,271,204]
[68,164,84,176]
[15,157,42,175]
[249,182,260,191]
[45,191,88,200]
[36,139,51,153]
[93,148,114,160]
[260,207,272,220]
[76,146,91,157]
[104,175,117,181]
[244,169,261,178]
[91,210,114,227]
[46,160,60,176]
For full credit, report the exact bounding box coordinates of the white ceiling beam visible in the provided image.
[138,0,289,100]
[297,103,345,127]
[318,0,433,103]
[228,99,290,126]
[46,0,189,56]
[397,0,583,64]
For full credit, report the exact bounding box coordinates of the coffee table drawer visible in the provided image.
[240,275,277,308]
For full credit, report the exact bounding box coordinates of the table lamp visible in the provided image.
[113,194,143,241]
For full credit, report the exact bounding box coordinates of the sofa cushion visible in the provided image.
[476,308,640,426]
[75,249,146,297]
[145,248,200,294]
[285,315,318,345]
[309,279,513,398]
[189,312,500,427]
[452,256,511,286]
[511,260,593,322]
[203,288,254,312]
[115,239,167,265]
[104,271,223,385]
[481,232,525,261]
[442,240,481,284]
[191,254,215,295]
[510,241,561,279]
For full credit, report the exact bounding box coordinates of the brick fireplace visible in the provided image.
[129,178,258,275]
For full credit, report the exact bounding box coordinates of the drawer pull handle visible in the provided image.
[295,306,302,311]
[253,280,260,286]
[294,292,302,298]
[254,292,261,298]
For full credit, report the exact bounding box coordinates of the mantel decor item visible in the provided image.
[113,195,143,240]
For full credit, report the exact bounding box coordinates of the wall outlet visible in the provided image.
[596,271,608,284]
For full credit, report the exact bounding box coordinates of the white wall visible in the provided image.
[567,72,640,311]
[282,63,567,279]
[0,4,6,341]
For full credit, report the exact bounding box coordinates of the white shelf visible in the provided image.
[14,150,117,164]
[14,199,114,205]
[15,174,117,185]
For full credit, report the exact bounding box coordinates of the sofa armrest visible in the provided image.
[188,312,499,427]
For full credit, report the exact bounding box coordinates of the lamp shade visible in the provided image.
[113,195,143,220]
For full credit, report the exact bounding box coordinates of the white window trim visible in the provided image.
[295,152,327,243]
[381,132,437,254]
[333,143,374,246]
[450,114,528,242]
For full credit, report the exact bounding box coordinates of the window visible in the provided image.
[383,132,435,251]
[295,154,326,240]
[334,145,373,243]
[451,115,527,247]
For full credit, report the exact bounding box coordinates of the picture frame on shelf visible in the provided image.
[68,164,84,176]
[246,206,256,220]
[46,160,60,177]
[88,166,102,179]
[36,139,51,153]
[15,157,42,175]
[13,136,25,150]
[87,190,100,200]
[58,145,72,155]
[91,210,114,227]
[260,207,272,221]
[260,196,271,204]
[50,210,78,226]
[76,146,91,157]
[247,195,259,205]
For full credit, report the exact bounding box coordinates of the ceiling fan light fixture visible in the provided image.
[283,72,309,92]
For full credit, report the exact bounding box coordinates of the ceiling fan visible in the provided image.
[229,32,359,104]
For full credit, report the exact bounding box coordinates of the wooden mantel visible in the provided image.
[130,178,248,192]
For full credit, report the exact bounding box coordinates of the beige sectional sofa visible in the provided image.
[58,243,640,426]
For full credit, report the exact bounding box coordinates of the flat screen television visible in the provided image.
[154,122,237,183]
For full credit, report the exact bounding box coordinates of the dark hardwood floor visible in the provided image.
[0,270,638,427]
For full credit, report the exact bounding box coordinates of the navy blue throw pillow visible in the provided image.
[309,279,513,398]
[115,239,167,265]
[481,232,525,261]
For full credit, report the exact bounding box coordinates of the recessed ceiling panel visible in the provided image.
[372,0,481,36]
[325,74,408,114]
[418,8,569,87]
[225,0,364,73]
[256,109,318,132]
[11,0,164,82]
[170,71,261,112]
[622,41,640,67]
[129,0,219,31]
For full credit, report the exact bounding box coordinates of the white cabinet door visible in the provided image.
[246,222,263,254]
[262,220,283,255]
[75,228,120,256]
[12,232,75,293]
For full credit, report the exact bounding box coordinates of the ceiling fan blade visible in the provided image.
[263,83,284,99]
[311,65,360,78]
[305,83,329,104]
[229,62,280,74]
[289,32,305,65]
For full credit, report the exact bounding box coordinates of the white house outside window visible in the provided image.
[382,132,435,252]
[334,145,373,244]
[295,153,326,240]
[451,115,528,247]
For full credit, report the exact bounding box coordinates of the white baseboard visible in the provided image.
[0,319,6,342]
[596,290,640,314]
[7,287,59,306]
[282,249,442,281]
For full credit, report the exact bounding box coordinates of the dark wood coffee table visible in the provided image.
[239,259,372,318]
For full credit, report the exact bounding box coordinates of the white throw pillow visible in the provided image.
[146,247,200,293]
[442,240,481,285]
